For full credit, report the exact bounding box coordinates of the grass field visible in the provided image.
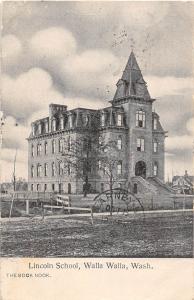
[1,211,193,257]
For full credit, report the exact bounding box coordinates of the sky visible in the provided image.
[1,1,194,182]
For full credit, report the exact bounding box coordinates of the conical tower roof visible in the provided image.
[113,51,151,101]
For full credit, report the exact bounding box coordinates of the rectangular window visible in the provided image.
[153,163,158,176]
[52,184,55,191]
[67,163,71,175]
[153,141,158,153]
[153,118,157,130]
[69,115,73,128]
[52,119,56,131]
[31,184,33,191]
[60,118,64,130]
[117,137,122,150]
[45,122,49,133]
[117,114,122,126]
[44,184,47,192]
[136,110,145,128]
[31,166,34,178]
[59,162,63,175]
[117,161,122,175]
[101,114,105,126]
[137,138,145,152]
[37,184,40,192]
[38,123,42,135]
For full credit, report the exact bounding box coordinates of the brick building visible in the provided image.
[27,51,166,194]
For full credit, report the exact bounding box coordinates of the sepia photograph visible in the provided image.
[1,1,193,259]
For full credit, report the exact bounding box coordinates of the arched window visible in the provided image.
[153,162,158,176]
[136,110,145,128]
[51,162,55,177]
[31,144,34,157]
[52,140,56,154]
[44,163,48,177]
[59,161,63,175]
[117,136,122,150]
[153,140,158,153]
[117,161,122,175]
[44,141,48,155]
[31,165,34,178]
[37,143,42,156]
[137,138,145,152]
[37,164,42,177]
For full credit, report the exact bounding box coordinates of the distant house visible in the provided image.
[172,171,194,194]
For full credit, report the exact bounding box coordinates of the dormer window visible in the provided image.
[52,119,56,132]
[101,113,105,127]
[45,121,49,133]
[38,123,42,135]
[153,117,157,130]
[117,114,122,126]
[32,125,35,136]
[69,115,73,128]
[136,110,145,128]
[60,117,64,130]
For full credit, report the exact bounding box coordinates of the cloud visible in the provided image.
[2,34,22,65]
[145,76,193,98]
[186,118,194,135]
[2,116,29,150]
[30,27,77,60]
[166,135,193,152]
[2,68,65,120]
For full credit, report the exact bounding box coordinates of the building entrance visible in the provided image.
[135,161,146,178]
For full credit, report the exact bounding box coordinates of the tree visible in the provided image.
[97,138,127,215]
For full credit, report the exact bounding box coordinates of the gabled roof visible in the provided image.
[113,51,151,101]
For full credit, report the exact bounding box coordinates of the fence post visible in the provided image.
[91,207,94,225]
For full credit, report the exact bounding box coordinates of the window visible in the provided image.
[37,143,42,156]
[136,110,145,128]
[153,162,158,176]
[44,184,47,192]
[101,113,105,126]
[67,163,71,175]
[37,164,42,177]
[153,117,157,130]
[101,183,104,192]
[37,184,40,192]
[60,117,64,130]
[31,145,34,157]
[117,161,122,175]
[153,141,158,153]
[31,165,34,178]
[44,163,48,177]
[117,114,122,126]
[52,119,56,132]
[68,136,72,151]
[32,125,35,136]
[69,115,73,128]
[117,136,122,150]
[38,123,42,135]
[44,141,48,155]
[59,161,63,175]
[45,122,49,133]
[31,184,33,191]
[137,138,145,152]
[52,162,55,177]
[52,140,56,154]
[52,183,55,191]
[59,139,63,152]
